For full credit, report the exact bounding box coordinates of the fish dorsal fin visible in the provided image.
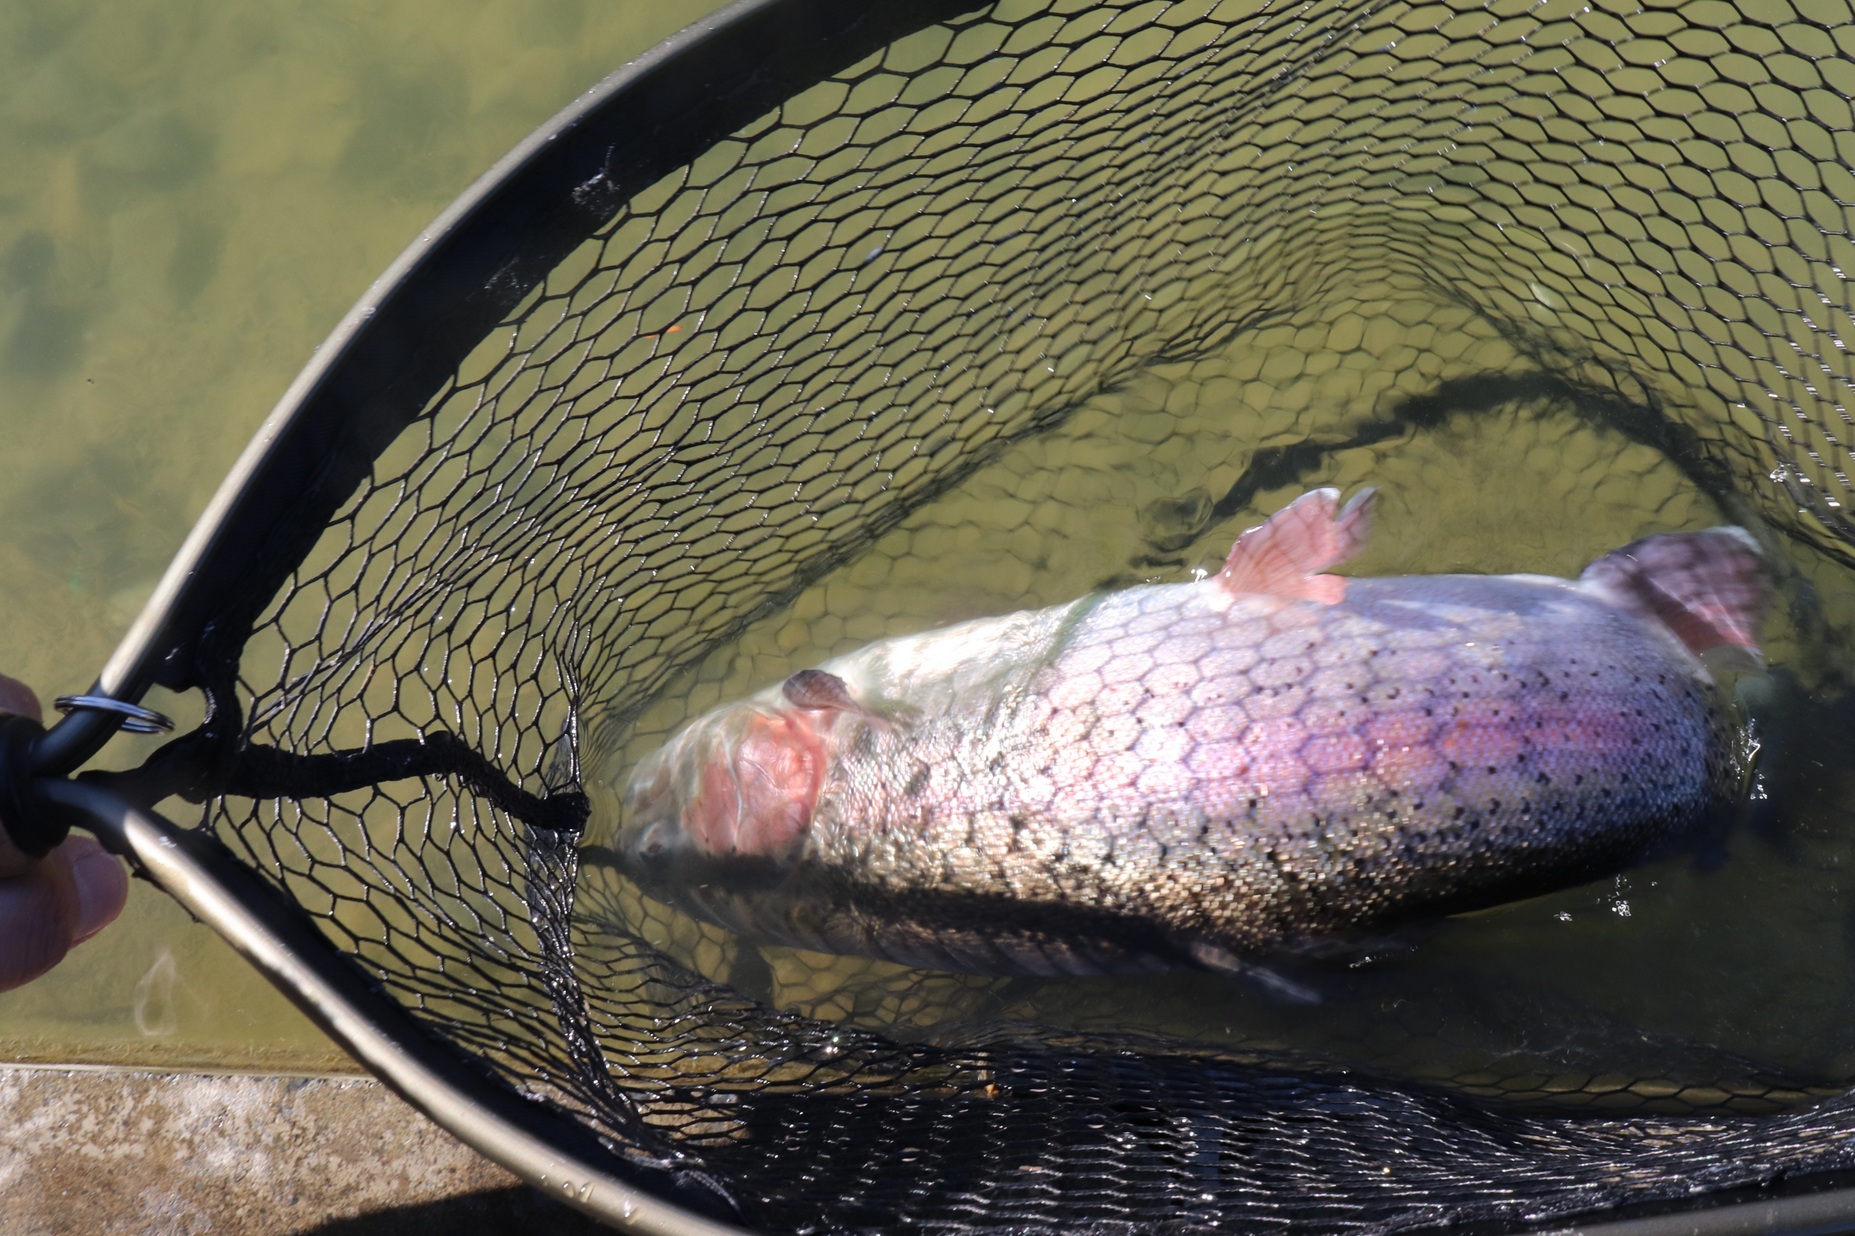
[1217,487,1377,604]
[1578,526,1772,663]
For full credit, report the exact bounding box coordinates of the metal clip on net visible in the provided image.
[52,696,175,736]
[8,0,1855,1232]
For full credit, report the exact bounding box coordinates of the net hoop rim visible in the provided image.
[51,0,1855,1230]
[89,0,759,710]
[52,0,980,1228]
[43,778,754,1235]
[79,0,983,752]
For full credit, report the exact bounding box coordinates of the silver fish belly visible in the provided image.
[615,488,1770,978]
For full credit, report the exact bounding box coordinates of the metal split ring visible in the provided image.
[53,695,175,735]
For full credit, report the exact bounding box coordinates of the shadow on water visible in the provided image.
[1132,368,1736,566]
[298,1186,610,1236]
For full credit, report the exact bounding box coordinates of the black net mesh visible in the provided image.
[114,0,1855,1228]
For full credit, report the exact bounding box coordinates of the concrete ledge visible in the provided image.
[0,1065,613,1234]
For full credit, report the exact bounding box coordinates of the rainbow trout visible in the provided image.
[617,489,1770,984]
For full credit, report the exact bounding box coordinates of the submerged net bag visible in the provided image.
[17,0,1855,1229]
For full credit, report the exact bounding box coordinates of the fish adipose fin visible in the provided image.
[1218,486,1377,605]
[1579,527,1772,667]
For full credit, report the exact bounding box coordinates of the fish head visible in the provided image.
[620,699,830,868]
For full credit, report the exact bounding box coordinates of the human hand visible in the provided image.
[0,675,129,992]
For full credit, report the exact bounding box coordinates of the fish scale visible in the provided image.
[620,489,1766,984]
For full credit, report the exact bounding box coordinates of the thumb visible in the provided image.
[0,672,44,878]
[0,849,79,991]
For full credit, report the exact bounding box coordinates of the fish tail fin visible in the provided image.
[1218,487,1377,605]
[1579,526,1772,666]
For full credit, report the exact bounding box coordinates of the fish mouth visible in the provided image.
[618,726,697,861]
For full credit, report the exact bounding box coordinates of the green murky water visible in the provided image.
[0,0,737,1072]
[7,0,1855,1112]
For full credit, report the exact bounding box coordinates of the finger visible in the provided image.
[60,835,128,943]
[0,673,43,880]
[0,830,30,880]
[0,673,43,725]
[0,854,79,993]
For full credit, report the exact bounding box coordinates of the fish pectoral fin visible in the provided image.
[1183,938,1322,1004]
[1217,487,1376,605]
